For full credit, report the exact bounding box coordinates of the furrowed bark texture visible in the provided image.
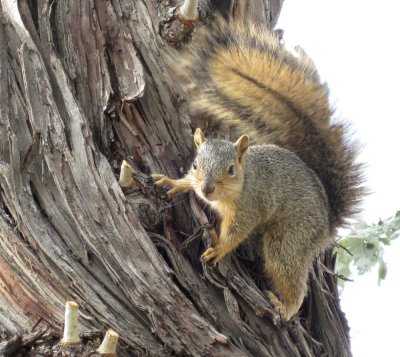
[0,0,352,356]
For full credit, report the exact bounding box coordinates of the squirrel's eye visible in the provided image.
[193,160,197,170]
[228,164,235,176]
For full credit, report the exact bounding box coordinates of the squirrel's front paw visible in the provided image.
[151,174,178,199]
[151,174,171,187]
[201,246,225,266]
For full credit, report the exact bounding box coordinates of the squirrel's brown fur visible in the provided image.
[152,18,364,320]
[182,18,364,233]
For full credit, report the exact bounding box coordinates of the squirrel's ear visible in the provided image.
[234,135,249,163]
[194,128,205,150]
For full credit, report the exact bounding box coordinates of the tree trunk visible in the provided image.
[0,0,351,356]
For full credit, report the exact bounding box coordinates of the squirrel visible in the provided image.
[151,18,364,320]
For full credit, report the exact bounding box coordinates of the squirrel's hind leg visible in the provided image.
[263,232,312,321]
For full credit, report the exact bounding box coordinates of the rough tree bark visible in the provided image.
[0,0,352,356]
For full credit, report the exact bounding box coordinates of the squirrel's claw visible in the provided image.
[200,229,220,265]
[266,291,292,321]
[151,173,178,198]
[201,247,216,262]
[201,246,224,266]
[151,173,171,187]
[152,173,192,198]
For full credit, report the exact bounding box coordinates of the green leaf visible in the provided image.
[335,209,400,288]
[378,259,387,285]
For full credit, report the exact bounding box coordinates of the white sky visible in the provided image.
[277,1,400,356]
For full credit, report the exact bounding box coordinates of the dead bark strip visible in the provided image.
[0,326,48,356]
[0,0,351,356]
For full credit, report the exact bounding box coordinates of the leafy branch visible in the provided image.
[335,211,400,288]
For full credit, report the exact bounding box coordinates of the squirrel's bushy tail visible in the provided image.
[180,18,364,232]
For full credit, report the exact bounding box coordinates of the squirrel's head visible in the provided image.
[191,128,249,203]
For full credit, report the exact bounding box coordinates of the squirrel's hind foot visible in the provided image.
[266,291,299,321]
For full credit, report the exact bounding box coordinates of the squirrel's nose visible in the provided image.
[201,182,215,196]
